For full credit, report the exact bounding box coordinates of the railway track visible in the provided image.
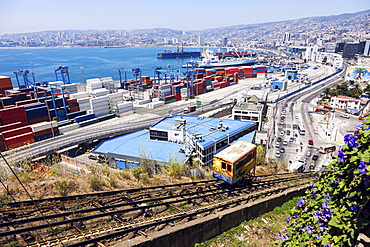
[0,173,313,247]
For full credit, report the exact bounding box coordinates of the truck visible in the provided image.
[183,105,196,113]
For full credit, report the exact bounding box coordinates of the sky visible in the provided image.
[0,0,369,35]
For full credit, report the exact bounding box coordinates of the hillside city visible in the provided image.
[1,10,369,49]
[0,8,369,247]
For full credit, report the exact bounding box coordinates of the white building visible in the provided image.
[232,97,267,131]
[329,95,362,111]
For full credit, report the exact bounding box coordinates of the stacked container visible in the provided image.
[59,122,79,134]
[0,107,27,126]
[90,88,110,97]
[2,126,34,150]
[30,121,59,142]
[63,83,78,96]
[89,96,110,117]
[86,78,102,92]
[66,98,79,113]
[66,110,87,120]
[0,76,14,96]
[117,102,134,113]
[77,97,91,111]
[164,95,176,104]
[256,65,267,74]
[158,84,172,98]
[101,77,115,92]
[24,104,50,125]
[173,85,181,101]
[70,92,89,99]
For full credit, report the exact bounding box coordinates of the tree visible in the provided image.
[348,84,363,98]
[277,118,370,246]
[363,84,370,96]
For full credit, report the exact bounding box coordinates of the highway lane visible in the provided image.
[271,64,346,171]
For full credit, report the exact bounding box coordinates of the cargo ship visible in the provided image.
[157,47,201,59]
[183,50,256,68]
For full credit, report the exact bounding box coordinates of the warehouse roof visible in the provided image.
[94,115,256,164]
[93,130,187,164]
[151,115,256,148]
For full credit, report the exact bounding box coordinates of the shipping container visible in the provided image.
[74,113,96,123]
[2,126,32,139]
[4,132,35,146]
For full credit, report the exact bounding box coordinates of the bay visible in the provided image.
[0,46,220,87]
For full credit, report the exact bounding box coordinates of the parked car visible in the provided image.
[306,151,311,157]
[341,113,350,119]
[312,155,319,161]
[283,140,288,145]
[276,151,281,158]
[280,147,285,153]
[276,142,280,148]
[277,137,282,142]
[308,139,314,145]
[289,137,294,142]
[295,115,299,119]
[293,124,298,129]
[359,114,369,120]
[286,129,291,135]
[280,131,284,136]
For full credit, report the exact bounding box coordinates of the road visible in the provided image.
[268,64,348,172]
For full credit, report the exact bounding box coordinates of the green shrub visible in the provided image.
[278,117,370,246]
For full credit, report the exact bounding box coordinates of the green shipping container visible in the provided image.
[97,114,116,122]
[165,99,176,104]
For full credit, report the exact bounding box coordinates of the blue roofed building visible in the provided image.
[93,114,257,169]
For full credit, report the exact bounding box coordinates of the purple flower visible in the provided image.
[338,149,347,162]
[296,198,306,207]
[326,194,331,200]
[344,134,359,149]
[365,126,370,131]
[306,226,313,234]
[281,235,288,242]
[319,225,328,232]
[355,124,364,131]
[315,235,322,240]
[333,178,339,184]
[322,202,329,209]
[350,204,359,212]
[293,213,298,219]
[315,176,319,181]
[313,212,320,220]
[359,160,367,175]
[311,183,317,188]
[277,232,282,237]
[323,245,332,247]
[286,217,291,223]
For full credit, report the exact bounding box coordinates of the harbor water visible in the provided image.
[0,47,227,87]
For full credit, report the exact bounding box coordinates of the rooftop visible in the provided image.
[234,102,264,111]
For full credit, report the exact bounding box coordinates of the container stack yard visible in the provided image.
[0,64,267,151]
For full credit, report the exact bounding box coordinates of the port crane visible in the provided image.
[13,69,36,88]
[55,66,71,84]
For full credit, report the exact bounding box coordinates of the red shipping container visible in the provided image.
[0,122,23,133]
[2,126,32,139]
[15,99,38,106]
[27,116,50,125]
[4,132,35,146]
[6,139,35,150]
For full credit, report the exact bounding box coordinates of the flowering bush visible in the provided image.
[277,118,370,246]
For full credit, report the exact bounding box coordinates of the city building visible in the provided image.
[329,95,362,112]
[342,42,360,59]
[93,115,257,168]
[232,100,267,131]
[283,32,291,44]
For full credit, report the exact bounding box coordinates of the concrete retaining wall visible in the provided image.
[115,185,308,247]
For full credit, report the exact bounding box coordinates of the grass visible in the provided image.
[194,196,300,247]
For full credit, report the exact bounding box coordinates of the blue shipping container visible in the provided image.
[24,103,45,110]
[74,113,96,123]
[67,110,87,120]
[78,118,98,127]
[25,106,49,119]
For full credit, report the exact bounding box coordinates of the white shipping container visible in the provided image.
[91,106,110,112]
[117,102,133,109]
[118,106,134,112]
[119,110,134,117]
[59,123,79,134]
[93,110,110,117]
[70,92,89,99]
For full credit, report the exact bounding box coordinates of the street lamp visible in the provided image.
[30,62,36,83]
[80,66,85,83]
